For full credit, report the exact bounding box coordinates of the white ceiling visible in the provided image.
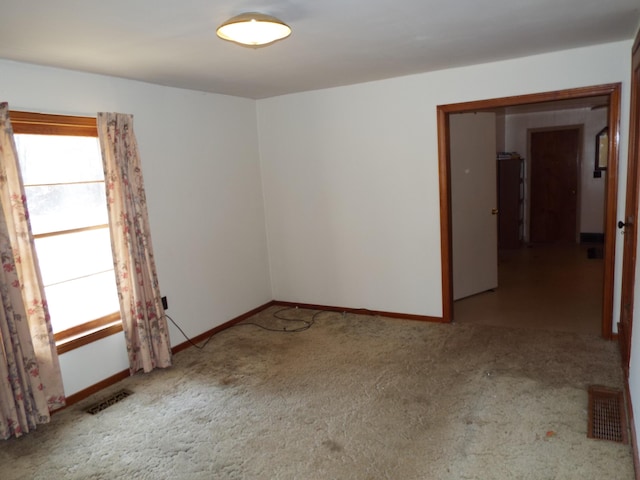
[0,0,638,99]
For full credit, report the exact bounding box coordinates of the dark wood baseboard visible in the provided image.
[56,369,130,410]
[272,300,445,323]
[53,300,276,411]
[53,300,440,411]
[171,300,276,354]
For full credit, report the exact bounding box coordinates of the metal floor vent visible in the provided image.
[85,389,133,415]
[587,385,627,443]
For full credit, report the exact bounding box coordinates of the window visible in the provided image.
[10,111,121,353]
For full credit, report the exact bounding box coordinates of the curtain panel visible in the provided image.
[97,112,172,374]
[0,102,65,440]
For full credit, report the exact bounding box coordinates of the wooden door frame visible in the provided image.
[437,83,622,339]
[619,33,640,373]
[527,125,583,244]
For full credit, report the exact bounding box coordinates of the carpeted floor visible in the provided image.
[0,306,635,479]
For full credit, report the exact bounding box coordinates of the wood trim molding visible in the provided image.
[54,301,277,410]
[171,301,277,354]
[623,30,640,480]
[273,300,446,323]
[54,312,121,343]
[437,83,622,339]
[57,369,130,410]
[33,223,108,240]
[438,84,622,113]
[56,322,124,355]
[9,110,97,137]
[53,299,444,410]
[603,84,622,340]
[437,106,453,322]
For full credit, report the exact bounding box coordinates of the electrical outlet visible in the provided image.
[161,296,168,310]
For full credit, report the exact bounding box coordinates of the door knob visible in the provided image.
[491,208,499,215]
[618,221,626,229]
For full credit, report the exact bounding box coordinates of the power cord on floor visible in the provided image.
[165,313,214,350]
[233,307,320,333]
[165,307,321,351]
[165,306,381,351]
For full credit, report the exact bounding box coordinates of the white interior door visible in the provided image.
[450,112,498,300]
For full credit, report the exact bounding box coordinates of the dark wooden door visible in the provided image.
[530,129,580,243]
[619,34,640,376]
[498,157,522,249]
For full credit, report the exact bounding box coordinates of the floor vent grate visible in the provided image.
[587,385,627,443]
[85,389,133,415]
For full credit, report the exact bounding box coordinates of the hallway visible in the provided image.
[454,244,604,335]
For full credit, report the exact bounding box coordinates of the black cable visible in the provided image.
[232,307,319,333]
[164,307,320,350]
[165,313,212,350]
[165,306,381,351]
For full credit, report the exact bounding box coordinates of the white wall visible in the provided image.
[0,59,272,395]
[258,81,442,315]
[257,40,632,320]
[505,107,609,238]
[0,39,634,399]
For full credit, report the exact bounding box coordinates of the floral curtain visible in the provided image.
[0,102,65,440]
[97,112,172,374]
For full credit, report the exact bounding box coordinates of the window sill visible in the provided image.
[56,321,123,355]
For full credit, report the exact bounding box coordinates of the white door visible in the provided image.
[450,112,498,300]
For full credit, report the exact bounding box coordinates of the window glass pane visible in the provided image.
[15,129,120,336]
[46,271,120,333]
[35,228,113,286]
[26,183,108,234]
[14,134,104,185]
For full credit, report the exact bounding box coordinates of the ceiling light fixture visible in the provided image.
[216,12,291,47]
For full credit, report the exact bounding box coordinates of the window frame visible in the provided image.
[10,110,122,354]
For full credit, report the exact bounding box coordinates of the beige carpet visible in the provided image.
[0,306,634,479]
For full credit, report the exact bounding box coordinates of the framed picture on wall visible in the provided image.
[595,126,608,171]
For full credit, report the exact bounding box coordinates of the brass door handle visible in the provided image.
[491,208,499,215]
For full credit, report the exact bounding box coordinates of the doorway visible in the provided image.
[437,84,622,339]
